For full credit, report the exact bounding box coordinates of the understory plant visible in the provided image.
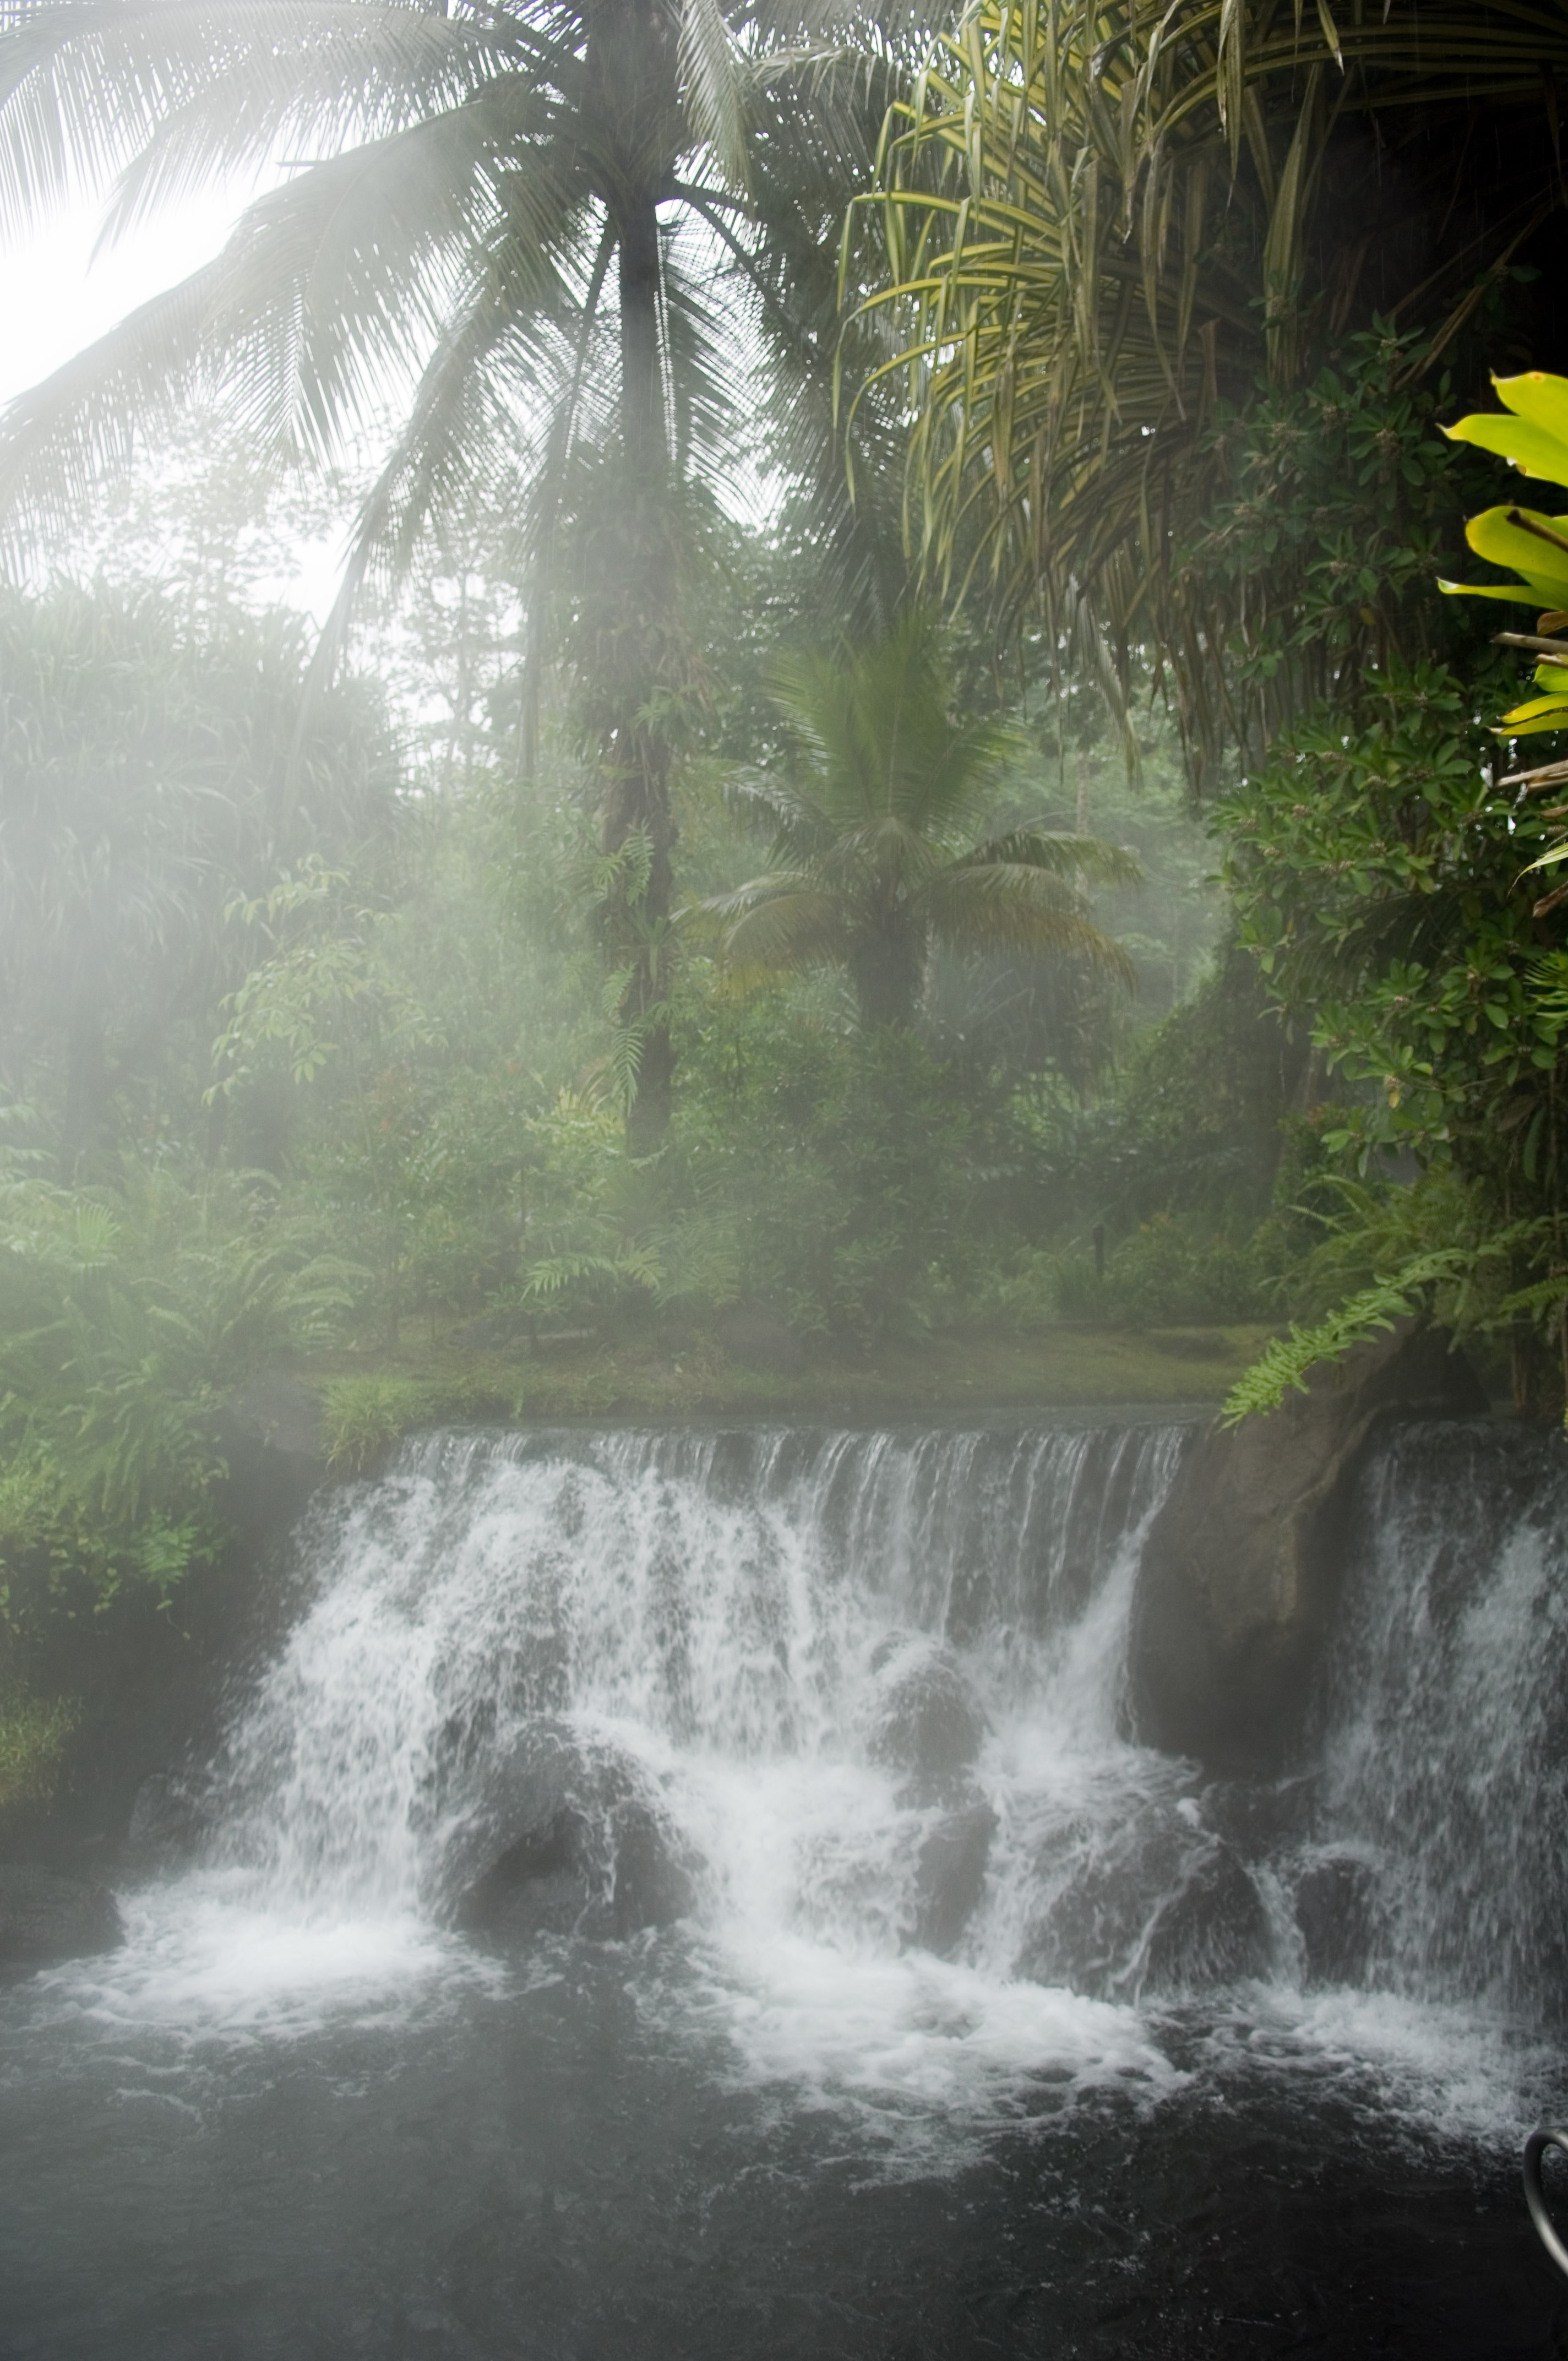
[0,1143,357,1630]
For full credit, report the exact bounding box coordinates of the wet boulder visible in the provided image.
[1292,1848,1382,1987]
[866,1636,987,1805]
[0,1864,123,1970]
[911,1798,997,1958]
[444,1719,697,1945]
[1137,1841,1272,1992]
[1014,1796,1271,2000]
[1129,1318,1487,1774]
[123,1770,212,1874]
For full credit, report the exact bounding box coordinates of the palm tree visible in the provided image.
[705,611,1139,1027]
[0,0,911,1144]
[856,0,1567,780]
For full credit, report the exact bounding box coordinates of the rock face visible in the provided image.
[1013,1797,1271,2000]
[444,1720,697,1945]
[865,1636,987,1806]
[123,1770,213,1874]
[213,1370,329,1537]
[1292,1847,1383,1987]
[911,1800,997,1957]
[1129,1320,1487,1774]
[0,1864,123,1970]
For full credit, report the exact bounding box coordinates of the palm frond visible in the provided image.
[678,0,752,194]
[710,881,854,971]
[917,864,1136,982]
[963,829,1142,890]
[0,2,508,240]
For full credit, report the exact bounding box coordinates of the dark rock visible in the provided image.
[1015,1801,1186,1997]
[211,1370,329,1544]
[714,1299,805,1374]
[1129,1320,1487,1774]
[123,1771,212,1874]
[866,1637,987,1805]
[1293,1848,1382,1986]
[1200,1772,1318,1856]
[1014,1797,1270,1999]
[0,1863,123,1969]
[446,1720,697,1945]
[1138,1842,1273,1992]
[225,1370,327,1464]
[911,1798,997,1957]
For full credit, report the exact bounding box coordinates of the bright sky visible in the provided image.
[2,191,243,405]
[2,183,362,619]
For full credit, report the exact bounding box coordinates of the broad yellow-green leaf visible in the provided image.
[1495,372,1568,444]
[1458,506,1568,607]
[1445,371,1568,483]
[1438,577,1551,607]
[1499,690,1568,730]
[1444,415,1568,483]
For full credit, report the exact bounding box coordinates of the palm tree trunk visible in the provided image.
[603,183,676,1152]
[850,924,924,1031]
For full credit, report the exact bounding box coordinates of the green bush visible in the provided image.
[0,1684,78,1811]
[0,1149,358,1624]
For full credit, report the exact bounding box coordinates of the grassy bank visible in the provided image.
[304,1321,1272,1470]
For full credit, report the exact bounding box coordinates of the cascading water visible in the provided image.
[1314,1420,1568,2022]
[174,1418,1195,2099]
[6,1411,1568,2359]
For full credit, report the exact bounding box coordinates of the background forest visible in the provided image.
[1,0,1566,1805]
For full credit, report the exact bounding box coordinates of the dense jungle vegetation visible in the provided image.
[0,0,1565,1805]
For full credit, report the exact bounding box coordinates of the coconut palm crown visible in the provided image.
[706,612,1139,1028]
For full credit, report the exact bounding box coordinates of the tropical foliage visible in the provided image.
[1442,367,1568,911]
[0,1145,356,1628]
[1211,354,1568,1413]
[857,0,1564,773]
[0,580,395,1173]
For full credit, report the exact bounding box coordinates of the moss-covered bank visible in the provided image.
[307,1321,1274,1471]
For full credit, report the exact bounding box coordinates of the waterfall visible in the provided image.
[194,1420,1183,1919]
[17,1412,1568,2361]
[1313,1419,1568,2022]
[102,1410,1568,2127]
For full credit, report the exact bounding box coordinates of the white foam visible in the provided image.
[1196,1981,1559,2144]
[23,1877,502,2046]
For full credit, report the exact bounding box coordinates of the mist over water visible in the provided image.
[5,1413,1568,2356]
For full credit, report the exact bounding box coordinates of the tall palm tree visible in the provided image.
[706,610,1138,1026]
[856,0,1567,780]
[0,0,911,1143]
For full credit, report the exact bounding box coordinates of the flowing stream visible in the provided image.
[4,1412,1568,2356]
